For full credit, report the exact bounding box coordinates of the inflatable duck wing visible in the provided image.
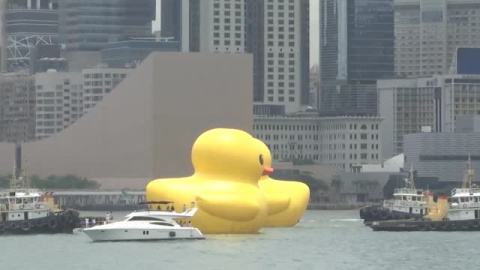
[196,190,261,221]
[262,192,291,216]
[255,139,310,227]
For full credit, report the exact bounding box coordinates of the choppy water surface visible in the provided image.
[0,210,478,270]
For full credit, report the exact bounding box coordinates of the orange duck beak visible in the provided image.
[262,167,274,176]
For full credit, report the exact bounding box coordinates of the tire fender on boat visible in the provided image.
[21,221,30,232]
[48,216,58,229]
[10,222,19,230]
[58,214,67,225]
[169,231,176,237]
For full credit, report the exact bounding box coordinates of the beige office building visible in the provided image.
[0,52,253,189]
[395,0,480,78]
[0,74,36,143]
[35,71,84,140]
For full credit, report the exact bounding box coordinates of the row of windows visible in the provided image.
[266,96,294,102]
[254,124,319,131]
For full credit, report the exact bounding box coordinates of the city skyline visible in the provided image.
[153,0,320,66]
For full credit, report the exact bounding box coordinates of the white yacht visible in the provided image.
[83,202,205,242]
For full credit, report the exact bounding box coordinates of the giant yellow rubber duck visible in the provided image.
[256,139,310,227]
[146,128,272,234]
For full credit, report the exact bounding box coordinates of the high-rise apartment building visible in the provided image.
[0,74,36,143]
[82,68,130,113]
[395,0,480,78]
[161,0,310,113]
[35,71,83,140]
[4,0,59,72]
[319,0,394,116]
[59,0,155,51]
[199,0,246,54]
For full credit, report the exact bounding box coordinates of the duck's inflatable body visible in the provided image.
[146,128,271,234]
[256,139,310,227]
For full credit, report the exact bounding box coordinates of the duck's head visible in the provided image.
[191,128,273,183]
[254,139,273,180]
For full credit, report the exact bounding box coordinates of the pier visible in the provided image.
[51,190,146,211]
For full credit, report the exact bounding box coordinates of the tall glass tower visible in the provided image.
[320,0,394,116]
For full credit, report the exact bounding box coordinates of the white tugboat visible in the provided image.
[0,164,80,234]
[360,165,428,225]
[83,201,205,242]
[371,156,480,231]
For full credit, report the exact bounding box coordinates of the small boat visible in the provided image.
[0,164,80,235]
[371,156,480,232]
[360,165,428,225]
[83,201,205,242]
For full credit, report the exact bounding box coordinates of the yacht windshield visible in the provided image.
[150,222,174,227]
[127,216,165,222]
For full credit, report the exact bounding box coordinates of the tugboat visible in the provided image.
[0,165,80,235]
[360,166,428,225]
[371,156,480,231]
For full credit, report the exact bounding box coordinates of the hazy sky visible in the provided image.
[154,0,320,66]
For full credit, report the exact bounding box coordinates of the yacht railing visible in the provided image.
[451,188,480,196]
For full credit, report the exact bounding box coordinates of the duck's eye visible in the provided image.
[259,154,264,165]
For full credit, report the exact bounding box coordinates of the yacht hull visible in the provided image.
[83,227,205,242]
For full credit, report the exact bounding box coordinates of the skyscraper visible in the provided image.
[319,0,394,116]
[4,0,59,72]
[394,0,480,78]
[161,0,310,113]
[59,0,155,51]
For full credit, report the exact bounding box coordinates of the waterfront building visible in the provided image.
[58,0,155,51]
[0,74,36,143]
[319,0,394,116]
[82,68,130,113]
[4,0,59,72]
[253,115,382,171]
[404,126,480,183]
[162,0,310,113]
[378,74,480,158]
[34,71,83,140]
[394,0,480,78]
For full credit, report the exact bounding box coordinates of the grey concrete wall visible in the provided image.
[151,53,253,178]
[405,132,480,182]
[0,52,253,189]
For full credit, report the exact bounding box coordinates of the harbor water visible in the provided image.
[0,210,477,270]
